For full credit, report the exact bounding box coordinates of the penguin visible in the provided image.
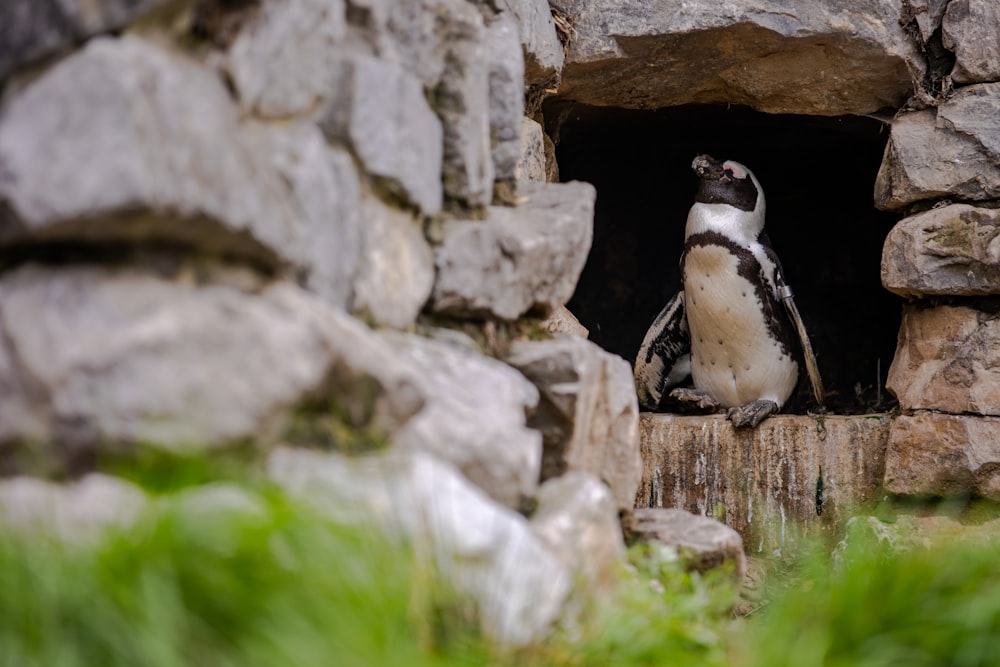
[634,154,823,427]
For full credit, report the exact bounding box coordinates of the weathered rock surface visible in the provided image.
[846,513,1000,552]
[882,205,1000,297]
[351,193,434,328]
[876,84,1000,209]
[0,474,147,542]
[516,116,548,182]
[225,0,347,118]
[885,412,1000,500]
[0,265,423,451]
[631,508,746,580]
[553,0,922,115]
[380,330,542,507]
[887,304,1000,416]
[942,0,1000,84]
[268,447,571,646]
[431,180,596,320]
[904,0,950,43]
[506,337,641,510]
[0,0,171,80]
[487,15,527,187]
[497,0,565,85]
[531,473,627,597]
[320,55,443,215]
[540,306,590,338]
[638,414,891,550]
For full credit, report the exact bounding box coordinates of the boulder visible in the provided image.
[0,474,147,542]
[887,304,1000,417]
[505,337,641,510]
[431,180,596,320]
[531,473,627,598]
[882,204,1000,297]
[0,264,423,453]
[0,0,171,80]
[875,84,1000,209]
[486,15,527,188]
[631,508,746,580]
[268,447,571,646]
[516,116,548,182]
[351,193,434,329]
[379,330,542,507]
[225,0,347,118]
[885,412,1000,500]
[553,0,922,115]
[942,0,1000,84]
[319,55,443,216]
[496,0,565,85]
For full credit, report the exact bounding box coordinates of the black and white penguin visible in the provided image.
[634,154,823,427]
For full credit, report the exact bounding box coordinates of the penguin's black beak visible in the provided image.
[692,154,726,180]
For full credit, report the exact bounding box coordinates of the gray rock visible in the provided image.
[351,193,434,328]
[505,337,641,511]
[540,306,589,338]
[631,507,746,580]
[434,2,494,209]
[487,15,526,187]
[320,55,443,215]
[876,85,1000,209]
[531,473,627,598]
[0,0,171,80]
[268,447,571,646]
[904,0,950,43]
[516,116,548,182]
[225,0,347,118]
[845,513,1000,552]
[380,330,542,507]
[942,0,1000,84]
[885,412,1000,500]
[887,304,1000,417]
[0,264,423,451]
[0,474,147,542]
[882,204,1000,297]
[497,0,565,85]
[553,0,922,115]
[431,180,596,320]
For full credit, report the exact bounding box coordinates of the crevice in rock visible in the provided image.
[547,102,901,414]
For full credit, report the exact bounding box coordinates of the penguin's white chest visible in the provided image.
[683,244,797,408]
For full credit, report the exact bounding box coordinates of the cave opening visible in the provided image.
[546,102,901,414]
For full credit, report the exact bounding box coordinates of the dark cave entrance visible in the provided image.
[546,102,901,413]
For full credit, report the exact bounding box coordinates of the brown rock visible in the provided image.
[942,0,1000,84]
[638,414,890,551]
[887,304,1000,416]
[885,412,1000,500]
[882,204,1000,297]
[631,507,746,580]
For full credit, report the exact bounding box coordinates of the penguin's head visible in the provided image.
[691,154,761,215]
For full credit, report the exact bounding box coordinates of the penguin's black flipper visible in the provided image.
[634,290,691,411]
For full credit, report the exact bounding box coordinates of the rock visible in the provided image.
[431,180,596,320]
[882,205,1000,297]
[319,55,444,216]
[638,414,891,551]
[486,15,526,188]
[846,513,1000,553]
[268,447,571,646]
[225,0,347,118]
[505,337,641,510]
[0,264,423,453]
[942,0,1000,84]
[496,0,565,85]
[553,0,922,115]
[0,0,171,80]
[904,0,950,43]
[530,473,628,597]
[0,474,147,542]
[631,507,746,580]
[887,304,1000,417]
[433,2,494,209]
[875,85,1000,209]
[0,36,365,309]
[884,412,1000,500]
[380,330,542,507]
[351,193,434,329]
[516,116,548,182]
[246,122,363,310]
[540,306,589,338]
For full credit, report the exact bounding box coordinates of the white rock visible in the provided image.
[516,116,548,182]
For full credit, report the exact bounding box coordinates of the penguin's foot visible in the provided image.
[668,387,721,413]
[727,400,780,428]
